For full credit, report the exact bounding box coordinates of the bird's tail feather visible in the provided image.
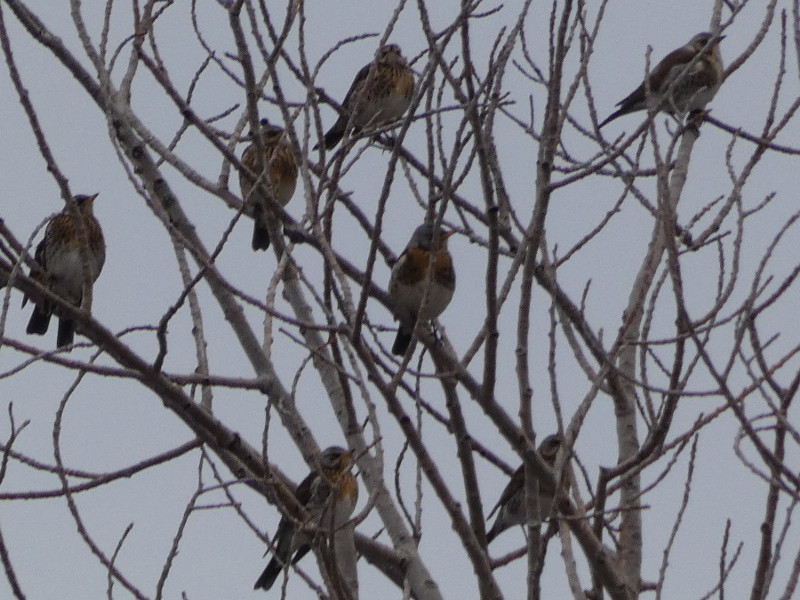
[253,557,282,591]
[26,304,51,335]
[57,317,75,349]
[392,326,412,356]
[252,215,271,251]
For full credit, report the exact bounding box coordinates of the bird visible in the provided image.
[486,434,566,543]
[239,119,298,251]
[599,32,724,128]
[24,194,105,349]
[254,446,359,591]
[318,44,415,150]
[387,223,455,356]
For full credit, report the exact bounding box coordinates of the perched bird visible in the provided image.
[239,120,298,251]
[599,32,724,128]
[388,223,455,356]
[319,44,415,150]
[486,434,565,543]
[254,446,358,591]
[24,194,105,349]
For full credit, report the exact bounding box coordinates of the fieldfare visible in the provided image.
[486,434,565,543]
[240,119,298,251]
[599,32,724,128]
[254,446,358,591]
[24,194,105,349]
[388,223,455,356]
[318,44,414,150]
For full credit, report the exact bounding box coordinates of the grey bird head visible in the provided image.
[249,118,285,145]
[73,193,99,209]
[376,44,403,63]
[538,434,563,465]
[687,32,723,52]
[407,223,453,251]
[318,446,353,472]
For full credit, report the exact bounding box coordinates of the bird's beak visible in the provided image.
[87,193,99,204]
[712,35,725,46]
[440,230,455,240]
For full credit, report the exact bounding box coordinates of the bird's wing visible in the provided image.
[647,45,699,96]
[614,44,697,109]
[339,60,375,113]
[486,466,524,520]
[294,470,319,507]
[34,236,48,269]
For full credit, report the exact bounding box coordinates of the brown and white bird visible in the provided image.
[388,223,455,356]
[599,32,724,128]
[319,44,415,150]
[24,194,105,349]
[240,120,298,251]
[254,446,358,591]
[486,434,565,543]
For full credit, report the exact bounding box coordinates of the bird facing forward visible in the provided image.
[24,194,106,349]
[240,120,298,251]
[319,44,415,150]
[599,32,724,128]
[388,223,455,356]
[254,446,358,591]
[486,434,566,543]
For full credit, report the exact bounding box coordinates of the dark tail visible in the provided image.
[322,121,345,150]
[252,208,271,251]
[486,521,502,544]
[598,108,624,128]
[392,326,412,356]
[254,545,310,591]
[253,556,282,591]
[57,318,75,349]
[26,304,51,335]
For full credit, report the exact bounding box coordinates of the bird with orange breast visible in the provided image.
[387,223,455,356]
[254,446,358,591]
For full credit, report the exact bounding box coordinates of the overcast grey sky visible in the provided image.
[1,1,799,599]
